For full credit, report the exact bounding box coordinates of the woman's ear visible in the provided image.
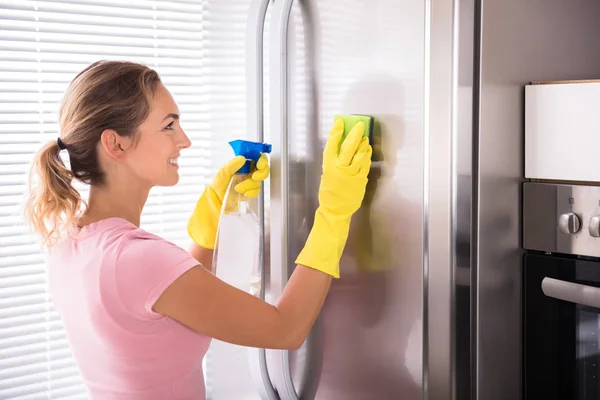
[100,129,132,160]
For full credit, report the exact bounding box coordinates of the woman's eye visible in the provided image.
[165,121,174,130]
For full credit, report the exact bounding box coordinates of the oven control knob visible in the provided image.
[590,216,600,238]
[558,212,581,235]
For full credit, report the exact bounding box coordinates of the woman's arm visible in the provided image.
[153,263,330,350]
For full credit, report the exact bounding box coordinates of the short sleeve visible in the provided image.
[114,229,200,319]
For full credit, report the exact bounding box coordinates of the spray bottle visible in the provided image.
[212,139,272,296]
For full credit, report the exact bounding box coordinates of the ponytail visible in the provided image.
[24,139,85,248]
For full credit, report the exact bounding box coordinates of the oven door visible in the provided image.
[525,253,600,400]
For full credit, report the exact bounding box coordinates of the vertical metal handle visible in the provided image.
[269,0,293,301]
[270,0,322,399]
[269,0,295,399]
[246,1,279,399]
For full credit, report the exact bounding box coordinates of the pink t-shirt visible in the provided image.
[47,217,211,399]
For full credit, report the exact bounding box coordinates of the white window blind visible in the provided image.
[0,0,217,398]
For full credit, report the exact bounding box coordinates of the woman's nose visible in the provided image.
[178,130,192,149]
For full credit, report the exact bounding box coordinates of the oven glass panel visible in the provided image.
[577,306,600,398]
[525,254,600,400]
[575,265,600,399]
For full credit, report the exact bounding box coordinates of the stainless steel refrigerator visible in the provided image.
[206,0,600,399]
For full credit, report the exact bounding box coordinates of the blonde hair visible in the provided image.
[24,60,161,248]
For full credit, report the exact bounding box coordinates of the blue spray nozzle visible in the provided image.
[229,139,273,174]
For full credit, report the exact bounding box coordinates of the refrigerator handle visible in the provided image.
[269,0,296,398]
[542,277,600,309]
[245,1,280,399]
[270,0,322,399]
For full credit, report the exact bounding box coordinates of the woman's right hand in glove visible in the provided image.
[295,118,372,278]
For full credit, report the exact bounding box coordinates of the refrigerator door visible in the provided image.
[267,0,427,398]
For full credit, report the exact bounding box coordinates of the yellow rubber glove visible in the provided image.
[295,118,372,278]
[187,153,270,249]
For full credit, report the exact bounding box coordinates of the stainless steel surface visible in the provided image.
[269,0,476,398]
[426,0,477,399]
[589,216,600,238]
[267,0,294,398]
[454,0,477,398]
[268,0,291,300]
[289,1,324,399]
[244,0,600,399]
[246,1,278,398]
[205,0,600,398]
[267,0,428,398]
[523,182,600,258]
[425,0,453,399]
[478,1,600,398]
[268,0,322,398]
[558,213,581,235]
[541,277,600,309]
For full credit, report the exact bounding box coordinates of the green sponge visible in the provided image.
[334,114,374,147]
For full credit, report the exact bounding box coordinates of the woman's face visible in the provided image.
[122,83,192,188]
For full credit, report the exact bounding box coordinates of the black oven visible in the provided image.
[524,182,600,400]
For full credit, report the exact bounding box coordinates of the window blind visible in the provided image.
[0,0,211,398]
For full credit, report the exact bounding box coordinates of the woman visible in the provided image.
[24,60,371,399]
